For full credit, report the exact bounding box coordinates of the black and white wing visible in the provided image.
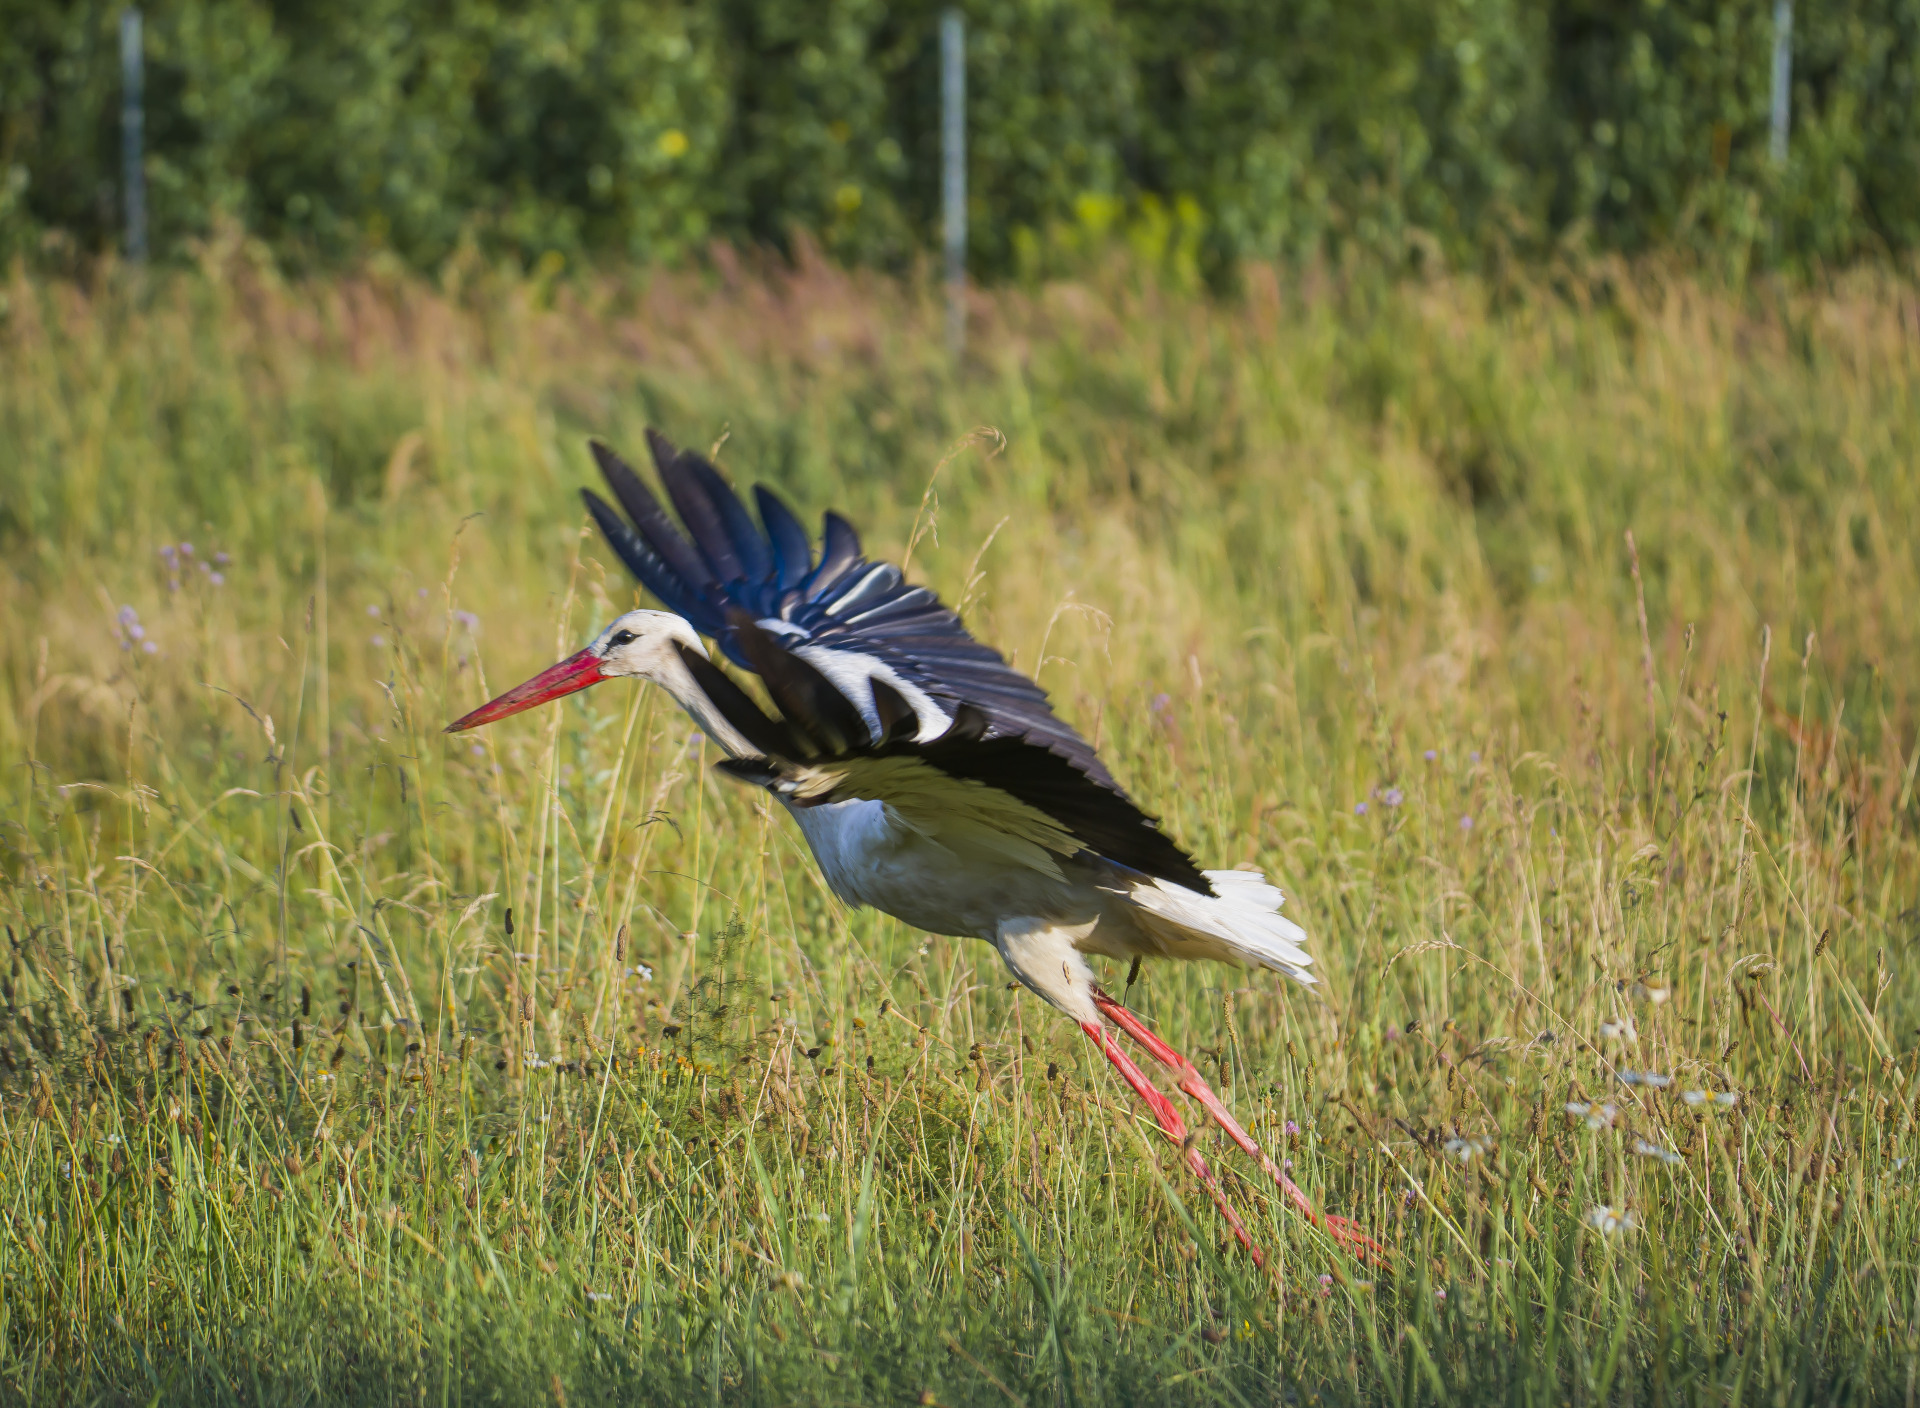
[672,618,1213,896]
[581,429,1119,791]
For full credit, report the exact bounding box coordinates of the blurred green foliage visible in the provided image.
[1,0,1915,275]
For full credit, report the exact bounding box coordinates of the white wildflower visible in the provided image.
[1444,1136,1493,1163]
[1681,1090,1708,1106]
[1633,1140,1684,1166]
[1714,1092,1739,1108]
[1585,1205,1637,1234]
[1598,1017,1637,1042]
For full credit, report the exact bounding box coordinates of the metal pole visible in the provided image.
[120,8,147,261]
[1769,0,1793,165]
[940,9,966,358]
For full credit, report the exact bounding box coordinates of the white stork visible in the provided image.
[447,430,1379,1267]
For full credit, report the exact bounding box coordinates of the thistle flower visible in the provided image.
[1585,1205,1637,1234]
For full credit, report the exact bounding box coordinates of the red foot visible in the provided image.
[1091,990,1390,1268]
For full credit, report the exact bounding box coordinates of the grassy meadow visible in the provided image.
[1,244,1919,1405]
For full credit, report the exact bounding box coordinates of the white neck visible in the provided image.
[649,652,757,760]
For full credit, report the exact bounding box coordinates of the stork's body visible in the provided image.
[448,430,1378,1267]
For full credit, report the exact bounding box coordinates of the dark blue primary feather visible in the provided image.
[583,430,1122,792]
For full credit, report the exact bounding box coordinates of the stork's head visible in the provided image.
[443,609,708,733]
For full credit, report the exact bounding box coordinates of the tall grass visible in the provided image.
[1,244,1918,1405]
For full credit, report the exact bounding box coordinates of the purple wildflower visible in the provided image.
[214,551,230,566]
[209,572,224,586]
[118,605,139,625]
[367,604,381,618]
[141,640,157,654]
[179,543,193,557]
[1423,749,1437,761]
[1459,814,1474,832]
[1354,802,1368,816]
[1283,1120,1300,1136]
[1383,788,1404,808]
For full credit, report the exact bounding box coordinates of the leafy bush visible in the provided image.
[1,0,1916,273]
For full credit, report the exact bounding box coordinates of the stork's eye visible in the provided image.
[606,629,637,649]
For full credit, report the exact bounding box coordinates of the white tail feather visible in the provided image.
[1127,868,1315,985]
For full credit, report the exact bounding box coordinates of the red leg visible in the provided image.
[1093,991,1388,1265]
[1078,1020,1267,1272]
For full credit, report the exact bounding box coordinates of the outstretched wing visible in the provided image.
[680,620,1213,896]
[582,429,1119,791]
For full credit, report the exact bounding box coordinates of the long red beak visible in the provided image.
[444,648,605,733]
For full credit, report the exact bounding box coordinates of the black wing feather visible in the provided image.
[727,611,868,755]
[755,485,814,592]
[584,427,1121,791]
[703,659,1212,895]
[648,430,747,587]
[580,490,709,626]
